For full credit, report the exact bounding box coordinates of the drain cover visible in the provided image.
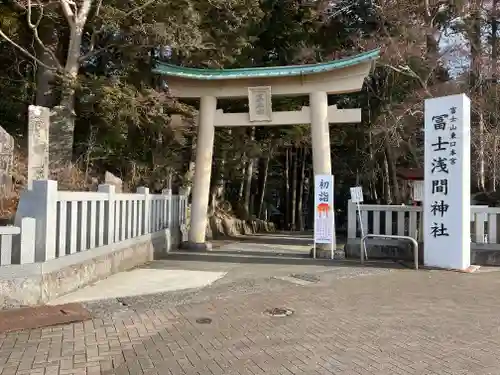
[264,308,294,317]
[0,303,91,333]
[290,273,320,283]
[196,317,212,324]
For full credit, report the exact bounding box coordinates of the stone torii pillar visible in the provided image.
[310,91,332,176]
[188,96,217,249]
[153,49,380,251]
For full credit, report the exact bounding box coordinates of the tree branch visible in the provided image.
[78,43,119,63]
[59,0,75,26]
[87,0,103,55]
[374,11,433,96]
[77,0,164,64]
[93,0,103,19]
[123,0,159,18]
[0,28,58,71]
[27,0,62,69]
[76,0,92,25]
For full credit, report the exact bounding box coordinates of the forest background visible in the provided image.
[0,0,497,230]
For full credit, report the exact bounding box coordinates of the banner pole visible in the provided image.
[357,202,367,259]
[331,178,335,260]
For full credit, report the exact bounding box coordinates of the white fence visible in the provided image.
[0,218,36,265]
[347,200,499,244]
[1,180,188,265]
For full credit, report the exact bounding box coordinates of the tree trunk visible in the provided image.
[35,24,58,108]
[50,21,86,168]
[493,136,498,192]
[382,151,392,204]
[257,152,271,219]
[209,161,225,216]
[304,170,312,229]
[492,0,498,81]
[367,106,379,201]
[209,137,226,215]
[384,138,400,203]
[50,0,93,166]
[423,0,438,60]
[469,3,486,191]
[284,148,291,229]
[289,148,298,231]
[243,162,254,218]
[180,134,197,198]
[238,157,246,199]
[491,0,498,192]
[296,148,307,231]
[368,140,378,201]
[242,128,256,217]
[478,111,486,191]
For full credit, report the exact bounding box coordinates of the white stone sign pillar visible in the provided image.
[424,94,471,270]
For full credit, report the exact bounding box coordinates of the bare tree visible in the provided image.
[0,0,95,168]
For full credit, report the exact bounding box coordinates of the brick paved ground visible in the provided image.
[2,266,500,374]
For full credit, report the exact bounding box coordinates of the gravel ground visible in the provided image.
[81,260,393,319]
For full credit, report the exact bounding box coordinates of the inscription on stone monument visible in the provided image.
[28,105,50,189]
[0,125,14,200]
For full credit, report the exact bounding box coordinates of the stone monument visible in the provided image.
[28,105,50,189]
[104,171,123,193]
[0,125,14,196]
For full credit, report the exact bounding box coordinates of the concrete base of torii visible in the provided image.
[309,248,346,259]
[180,241,213,252]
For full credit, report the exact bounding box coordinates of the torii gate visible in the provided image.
[152,49,380,251]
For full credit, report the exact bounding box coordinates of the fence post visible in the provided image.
[98,184,115,245]
[347,199,357,239]
[137,187,150,234]
[15,180,58,262]
[162,188,173,229]
[177,195,182,226]
[177,195,182,227]
[20,217,36,264]
[182,195,188,225]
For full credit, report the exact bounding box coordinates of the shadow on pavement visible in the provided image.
[231,234,313,246]
[163,251,410,269]
[218,231,347,247]
[164,231,410,269]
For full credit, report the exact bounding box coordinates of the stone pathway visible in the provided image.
[49,269,226,305]
[2,256,500,374]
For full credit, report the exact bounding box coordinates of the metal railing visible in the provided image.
[361,234,419,270]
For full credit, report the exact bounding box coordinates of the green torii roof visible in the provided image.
[152,49,380,80]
